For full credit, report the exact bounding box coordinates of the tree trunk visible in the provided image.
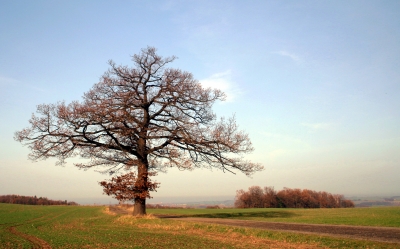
[132,159,149,216]
[133,197,146,216]
[134,121,149,216]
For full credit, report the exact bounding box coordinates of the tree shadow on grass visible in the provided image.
[190,211,297,219]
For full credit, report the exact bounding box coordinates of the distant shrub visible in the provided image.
[206,205,221,209]
[146,204,188,209]
[235,186,354,208]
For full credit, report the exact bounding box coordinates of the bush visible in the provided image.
[235,186,354,208]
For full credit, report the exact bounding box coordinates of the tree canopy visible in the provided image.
[15,47,263,215]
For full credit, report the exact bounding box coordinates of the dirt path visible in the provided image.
[171,217,400,244]
[108,206,400,244]
[8,226,52,249]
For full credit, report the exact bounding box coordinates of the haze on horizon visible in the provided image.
[1,1,399,205]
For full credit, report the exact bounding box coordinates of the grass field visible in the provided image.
[148,207,400,227]
[1,203,399,248]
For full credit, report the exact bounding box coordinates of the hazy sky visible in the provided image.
[1,1,399,204]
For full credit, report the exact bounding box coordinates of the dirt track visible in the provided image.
[109,206,400,244]
[3,210,74,249]
[8,226,52,249]
[170,217,400,244]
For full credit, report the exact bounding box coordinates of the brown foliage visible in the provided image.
[99,172,159,201]
[15,47,263,215]
[235,186,355,208]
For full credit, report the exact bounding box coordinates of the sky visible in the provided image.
[1,1,399,204]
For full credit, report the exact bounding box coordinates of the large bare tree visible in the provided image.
[15,47,263,216]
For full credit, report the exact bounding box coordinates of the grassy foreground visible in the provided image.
[0,204,399,248]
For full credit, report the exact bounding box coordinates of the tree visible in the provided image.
[263,186,277,208]
[15,47,263,216]
[248,186,264,208]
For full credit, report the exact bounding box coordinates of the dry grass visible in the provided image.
[112,213,324,249]
[105,205,157,221]
[106,205,133,215]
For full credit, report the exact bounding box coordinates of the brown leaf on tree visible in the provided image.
[99,172,159,201]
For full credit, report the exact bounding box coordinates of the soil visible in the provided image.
[169,217,400,244]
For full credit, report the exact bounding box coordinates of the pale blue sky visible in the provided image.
[1,1,399,204]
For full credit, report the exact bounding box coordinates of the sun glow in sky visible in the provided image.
[1,1,399,204]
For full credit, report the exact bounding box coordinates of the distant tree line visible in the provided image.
[145,204,188,209]
[0,195,78,206]
[235,186,355,208]
[356,201,400,207]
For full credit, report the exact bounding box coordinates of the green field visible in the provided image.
[148,207,400,227]
[1,203,399,248]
